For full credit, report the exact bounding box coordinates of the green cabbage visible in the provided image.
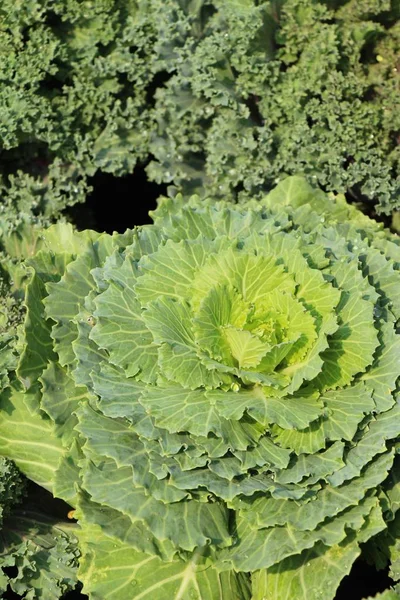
[0,177,399,599]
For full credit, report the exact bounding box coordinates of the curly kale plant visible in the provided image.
[0,0,399,222]
[0,0,155,222]
[0,458,79,600]
[147,0,400,214]
[0,177,399,599]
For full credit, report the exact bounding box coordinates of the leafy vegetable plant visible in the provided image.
[0,458,79,599]
[148,0,400,215]
[0,0,399,223]
[0,222,79,599]
[0,177,399,599]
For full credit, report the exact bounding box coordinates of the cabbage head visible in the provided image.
[1,177,399,600]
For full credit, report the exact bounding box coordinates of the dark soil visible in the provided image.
[65,162,167,233]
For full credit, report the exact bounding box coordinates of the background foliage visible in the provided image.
[0,0,399,226]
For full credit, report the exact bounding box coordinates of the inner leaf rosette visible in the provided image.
[6,177,400,600]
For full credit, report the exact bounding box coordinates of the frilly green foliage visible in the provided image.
[0,176,398,599]
[0,0,399,222]
[147,0,400,214]
[0,457,79,599]
[0,0,155,222]
[0,458,25,522]
[0,498,80,599]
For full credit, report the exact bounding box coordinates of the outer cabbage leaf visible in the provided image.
[76,520,250,600]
